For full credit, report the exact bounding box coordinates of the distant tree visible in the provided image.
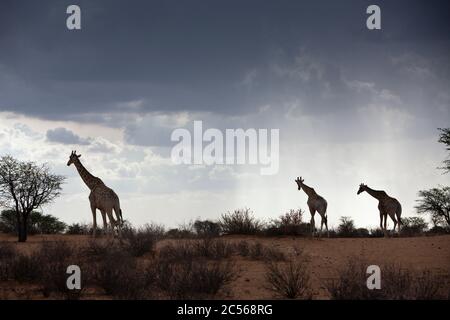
[438,128,450,173]
[401,216,428,236]
[0,156,65,242]
[0,210,66,234]
[337,216,356,237]
[415,186,450,227]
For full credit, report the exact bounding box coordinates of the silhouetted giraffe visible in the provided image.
[295,177,329,237]
[67,151,123,237]
[357,183,402,236]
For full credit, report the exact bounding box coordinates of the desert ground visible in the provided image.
[0,233,449,300]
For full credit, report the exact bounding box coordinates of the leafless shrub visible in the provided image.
[235,240,250,257]
[248,242,285,261]
[220,208,264,235]
[159,239,234,261]
[8,254,41,283]
[325,259,447,300]
[35,241,78,298]
[146,258,236,299]
[264,209,311,236]
[264,259,311,299]
[0,242,15,260]
[87,246,147,299]
[120,225,158,257]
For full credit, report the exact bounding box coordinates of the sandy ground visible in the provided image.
[0,234,449,299]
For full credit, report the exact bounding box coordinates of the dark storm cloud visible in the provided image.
[46,127,91,145]
[0,0,449,150]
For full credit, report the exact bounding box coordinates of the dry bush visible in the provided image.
[120,225,158,257]
[264,209,310,236]
[325,259,446,300]
[159,239,234,261]
[35,241,79,298]
[86,245,147,299]
[0,242,16,281]
[193,238,234,259]
[2,241,79,298]
[264,259,311,299]
[248,242,286,261]
[7,254,41,283]
[146,258,236,299]
[235,240,250,257]
[193,219,221,237]
[220,208,264,235]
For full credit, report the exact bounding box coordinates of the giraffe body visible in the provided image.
[295,177,329,237]
[67,151,123,237]
[358,184,402,236]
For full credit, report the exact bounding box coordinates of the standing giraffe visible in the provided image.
[67,151,123,237]
[357,183,402,236]
[295,177,329,237]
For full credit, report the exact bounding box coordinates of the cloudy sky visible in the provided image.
[0,0,449,229]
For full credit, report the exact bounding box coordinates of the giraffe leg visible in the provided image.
[319,220,323,238]
[383,213,388,237]
[379,212,384,230]
[91,205,97,238]
[101,211,108,235]
[106,208,117,236]
[100,210,109,235]
[309,208,316,238]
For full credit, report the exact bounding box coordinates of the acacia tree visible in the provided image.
[438,128,450,172]
[416,186,450,227]
[0,156,65,242]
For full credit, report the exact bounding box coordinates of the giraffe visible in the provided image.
[357,183,402,236]
[67,151,123,237]
[295,177,329,237]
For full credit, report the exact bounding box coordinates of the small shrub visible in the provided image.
[355,228,370,238]
[148,258,235,299]
[264,260,311,299]
[0,242,15,260]
[220,208,264,235]
[193,238,234,259]
[65,223,91,235]
[88,246,147,299]
[369,228,385,238]
[236,241,250,257]
[427,225,449,235]
[166,222,196,239]
[159,239,234,261]
[9,254,41,283]
[243,242,286,261]
[325,259,446,299]
[120,225,157,257]
[35,241,77,298]
[264,209,310,236]
[193,219,221,237]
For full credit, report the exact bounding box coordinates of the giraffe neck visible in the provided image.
[301,182,316,198]
[364,186,386,200]
[73,159,102,190]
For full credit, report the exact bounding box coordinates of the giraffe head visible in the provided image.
[295,176,304,190]
[67,150,81,166]
[357,183,367,195]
